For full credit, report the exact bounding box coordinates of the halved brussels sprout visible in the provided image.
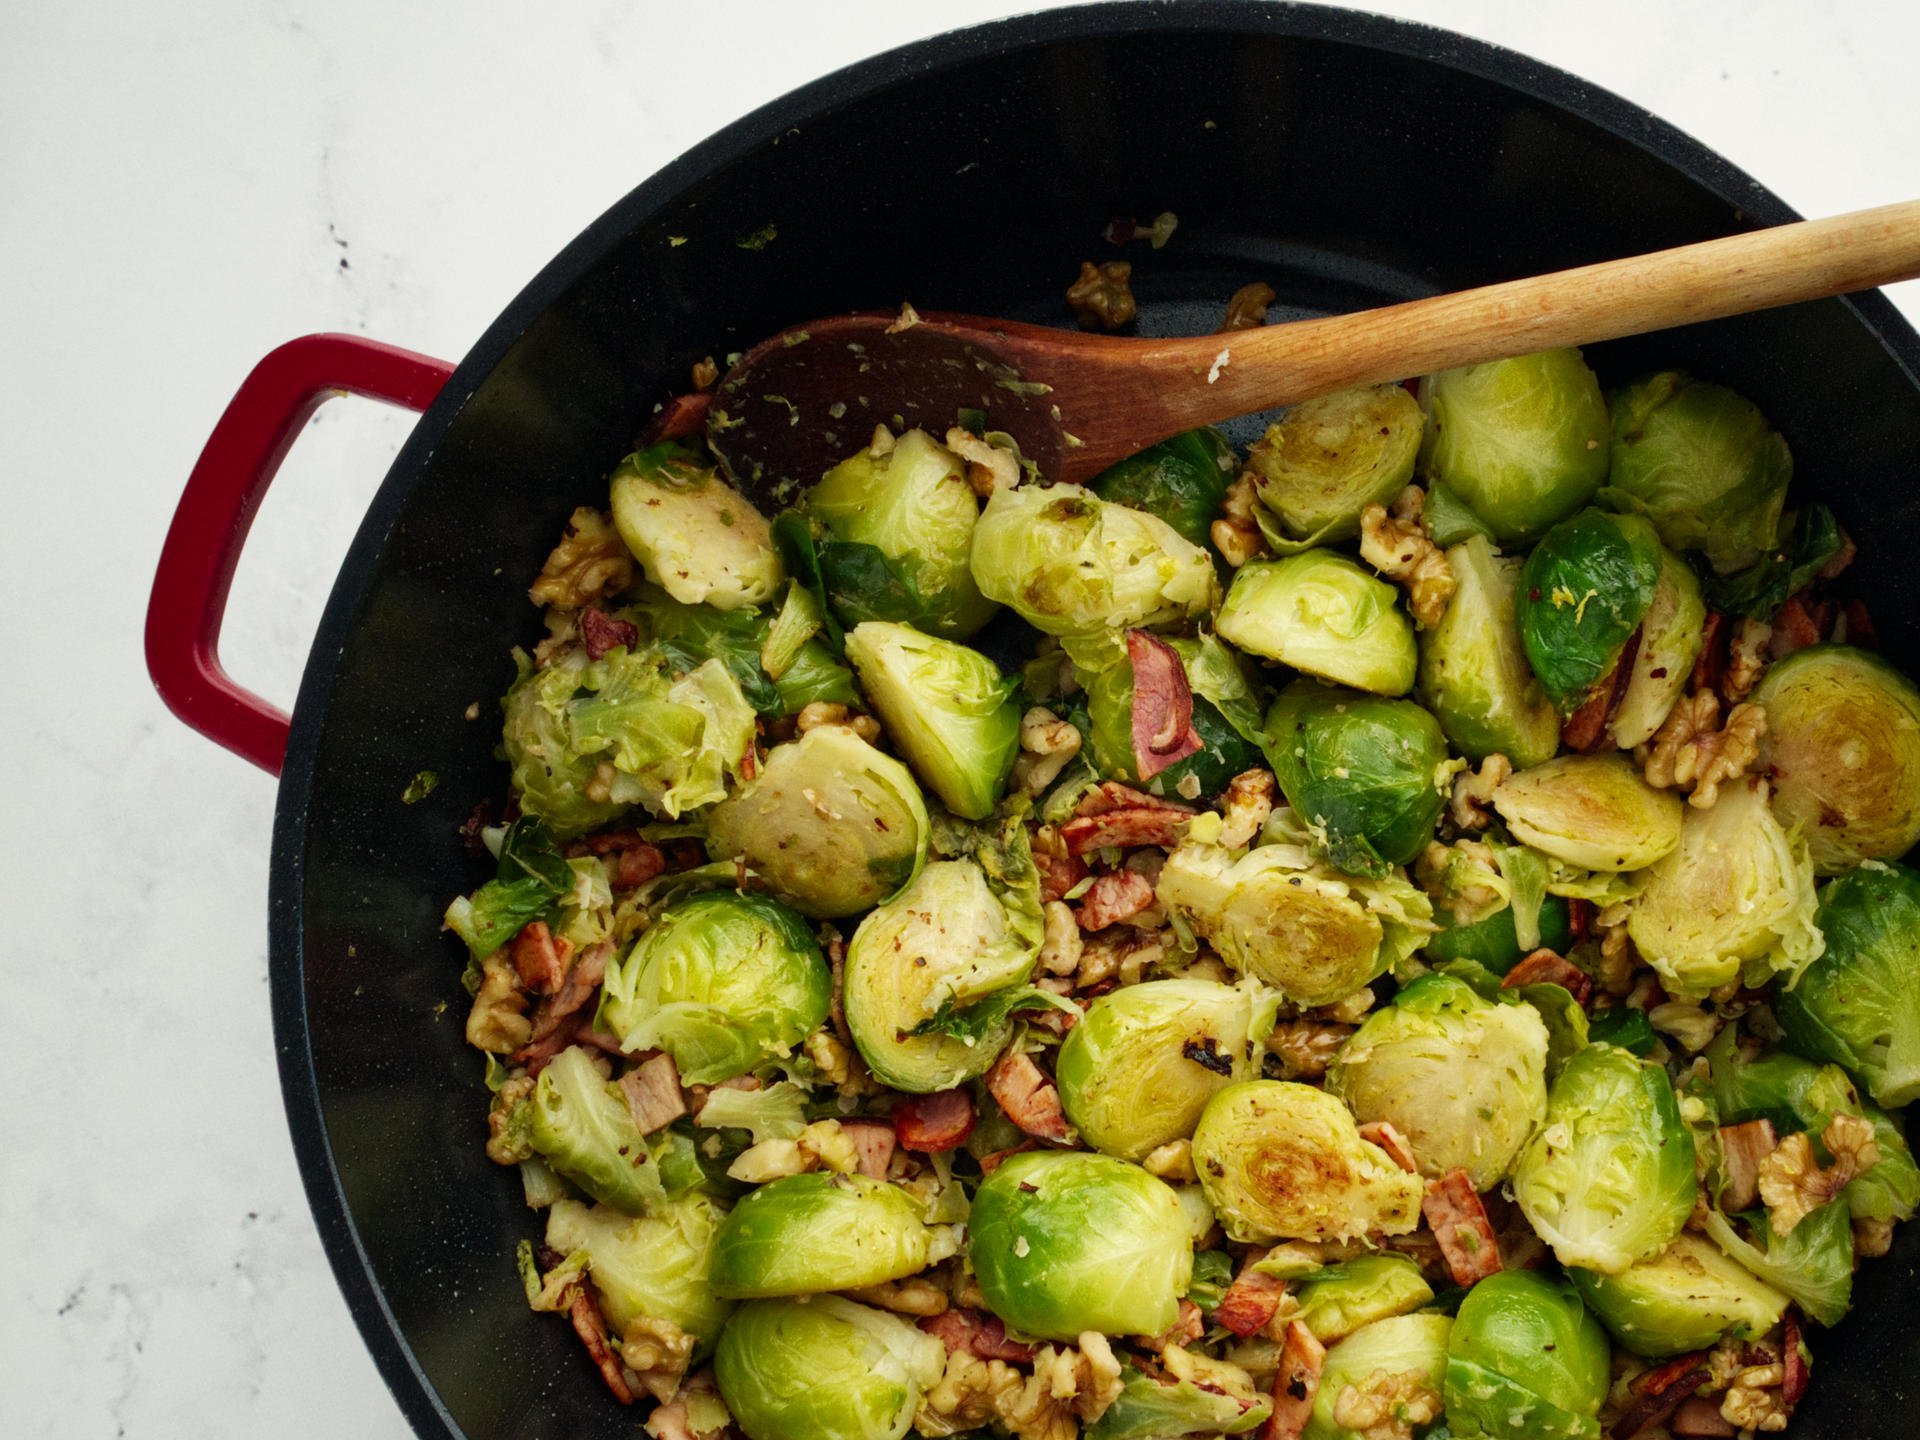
[1701,1202,1854,1328]
[709,1173,932,1298]
[1307,1313,1452,1440]
[630,583,857,719]
[1569,1233,1789,1359]
[1190,1080,1424,1243]
[1074,631,1266,797]
[1603,371,1793,575]
[1328,973,1550,1190]
[1491,754,1682,872]
[1262,679,1453,874]
[528,1046,689,1216]
[1056,978,1269,1160]
[1625,778,1822,999]
[545,1194,736,1353]
[969,1150,1193,1341]
[843,856,1041,1093]
[1443,1270,1610,1440]
[1608,544,1707,748]
[970,482,1217,636]
[1416,348,1610,544]
[705,725,929,918]
[1089,426,1239,548]
[1243,385,1424,547]
[843,622,1019,821]
[599,890,830,1085]
[503,645,755,837]
[1417,534,1560,768]
[1512,1044,1696,1274]
[1157,842,1432,1007]
[1090,1365,1272,1439]
[1216,552,1417,696]
[1514,509,1662,713]
[1425,893,1573,974]
[1776,860,1920,1108]
[805,428,997,637]
[1754,646,1920,874]
[1292,1255,1435,1344]
[611,442,782,611]
[713,1295,945,1440]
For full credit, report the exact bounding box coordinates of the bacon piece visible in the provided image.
[1564,630,1641,753]
[636,390,713,447]
[567,1284,634,1405]
[1077,869,1156,931]
[1840,597,1877,648]
[1025,1003,1081,1037]
[1060,808,1189,856]
[511,920,572,996]
[1036,849,1089,904]
[513,941,614,1073]
[1501,949,1593,1005]
[1423,1169,1504,1287]
[1075,781,1197,816]
[892,1089,976,1153]
[987,1050,1076,1144]
[574,832,670,891]
[1691,609,1729,696]
[1143,1299,1206,1349]
[1263,1321,1326,1440]
[1668,1397,1737,1438]
[978,1140,1040,1174]
[1818,527,1857,581]
[1358,1121,1419,1174]
[919,1307,1042,1364]
[1769,593,1824,660]
[580,606,640,660]
[1610,1352,1710,1439]
[1568,898,1594,942]
[618,1053,687,1134]
[1127,630,1204,778]
[1216,1252,1289,1339]
[840,1118,897,1179]
[1780,1308,1809,1408]
[1719,1118,1780,1214]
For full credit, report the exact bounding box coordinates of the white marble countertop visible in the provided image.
[5,0,1918,1434]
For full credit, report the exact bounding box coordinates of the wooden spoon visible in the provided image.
[708,199,1920,503]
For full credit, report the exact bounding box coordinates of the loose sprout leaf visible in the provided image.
[1086,1365,1272,1439]
[1421,481,1497,547]
[769,511,844,652]
[819,538,935,627]
[1702,1203,1854,1327]
[908,982,1079,1043]
[757,582,823,681]
[445,818,572,959]
[1491,843,1549,953]
[1087,426,1237,549]
[1703,503,1841,619]
[693,1080,811,1145]
[1186,1248,1236,1313]
[1587,1007,1657,1057]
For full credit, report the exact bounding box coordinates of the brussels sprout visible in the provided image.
[1055,978,1268,1160]
[503,644,756,836]
[1512,1044,1696,1274]
[1416,348,1610,544]
[1293,1255,1435,1344]
[1569,1232,1789,1359]
[1491,754,1682,873]
[1603,371,1793,575]
[969,1150,1193,1341]
[706,725,929,918]
[805,428,996,637]
[611,442,782,611]
[1425,894,1573,974]
[1776,860,1920,1107]
[1244,385,1425,547]
[1607,545,1707,748]
[970,482,1217,636]
[1754,646,1920,874]
[1417,535,1561,768]
[1157,842,1433,1007]
[1262,680,1453,874]
[599,890,829,1085]
[1089,426,1239,548]
[714,1295,945,1440]
[1443,1271,1610,1440]
[1625,779,1822,998]
[1704,502,1844,621]
[545,1194,736,1352]
[709,1173,932,1298]
[1217,552,1418,696]
[1328,973,1550,1190]
[1307,1313,1452,1440]
[1514,509,1662,713]
[1191,1081,1424,1243]
[1701,1202,1854,1327]
[843,857,1041,1092]
[842,622,1019,820]
[528,1046,690,1216]
[1074,632,1266,797]
[631,584,857,719]
[1090,1365,1272,1439]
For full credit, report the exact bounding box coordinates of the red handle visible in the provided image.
[146,333,456,774]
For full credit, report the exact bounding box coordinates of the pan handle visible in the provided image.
[146,333,455,775]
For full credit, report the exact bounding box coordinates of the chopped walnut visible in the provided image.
[644,1372,732,1440]
[946,427,1020,497]
[1218,769,1277,850]
[1448,754,1512,831]
[803,1026,881,1098]
[843,1275,951,1317]
[796,701,881,745]
[1592,903,1637,996]
[1211,471,1268,569]
[529,507,635,610]
[1641,691,1767,808]
[1074,928,1168,991]
[533,606,583,668]
[725,1119,860,1183]
[1013,706,1084,796]
[1144,1138,1198,1184]
[1267,1018,1354,1079]
[620,1315,696,1404]
[1219,281,1276,333]
[690,356,720,391]
[466,952,533,1054]
[868,423,897,458]
[1066,259,1135,331]
[1159,1345,1264,1406]
[1360,488,1455,629]
[485,1073,537,1165]
[1038,900,1085,977]
[1721,1362,1790,1433]
[1759,1112,1882,1234]
[1647,1000,1725,1054]
[1856,1217,1896,1257]
[916,1350,1026,1437]
[1330,1369,1446,1440]
[1724,617,1772,701]
[1314,987,1377,1027]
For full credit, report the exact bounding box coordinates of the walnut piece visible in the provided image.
[946,427,1020,497]
[1330,1368,1446,1440]
[690,356,719,391]
[1013,706,1084,796]
[1592,902,1638,996]
[484,1073,537,1165]
[1144,1138,1198,1184]
[1266,1018,1354,1080]
[803,1026,880,1098]
[1211,471,1268,569]
[725,1118,860,1183]
[1219,281,1276,333]
[1856,1216,1896,1257]
[796,701,882,745]
[1646,1000,1725,1054]
[466,952,533,1054]
[1721,1362,1790,1433]
[1067,259,1136,331]
[620,1314,696,1404]
[1641,690,1767,809]
[1218,769,1277,850]
[1448,754,1512,831]
[842,1275,950,1317]
[1360,487,1455,629]
[1723,617,1772,701]
[1037,900,1085,977]
[529,507,634,609]
[1758,1112,1881,1234]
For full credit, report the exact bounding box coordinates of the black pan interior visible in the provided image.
[269,5,1920,1436]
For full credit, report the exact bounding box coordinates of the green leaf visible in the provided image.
[1703,503,1842,621]
[909,983,1079,1045]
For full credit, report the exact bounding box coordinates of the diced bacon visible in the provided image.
[1568,898,1594,942]
[1563,630,1639,752]
[1501,949,1594,1005]
[1075,781,1197,816]
[1691,609,1729,696]
[1127,630,1203,778]
[1818,528,1857,581]
[618,1053,687,1134]
[1668,1397,1738,1438]
[1262,1321,1326,1440]
[1142,1298,1205,1349]
[1077,869,1156,931]
[1611,1352,1711,1439]
[1036,849,1088,904]
[572,1019,629,1056]
[1060,808,1189,856]
[986,1050,1076,1144]
[514,941,614,1073]
[1358,1121,1419,1174]
[636,390,713,447]
[1216,1251,1289,1339]
[511,920,572,996]
[1840,597,1877,647]
[1769,594,1824,660]
[1719,1118,1780,1213]
[919,1308,1040,1364]
[574,832,671,891]
[580,606,640,660]
[1025,1003,1081,1037]
[1781,1308,1809,1408]
[840,1118,897,1179]
[567,1284,634,1405]
[892,1089,977,1153]
[1423,1169,1504,1287]
[979,1141,1040,1175]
